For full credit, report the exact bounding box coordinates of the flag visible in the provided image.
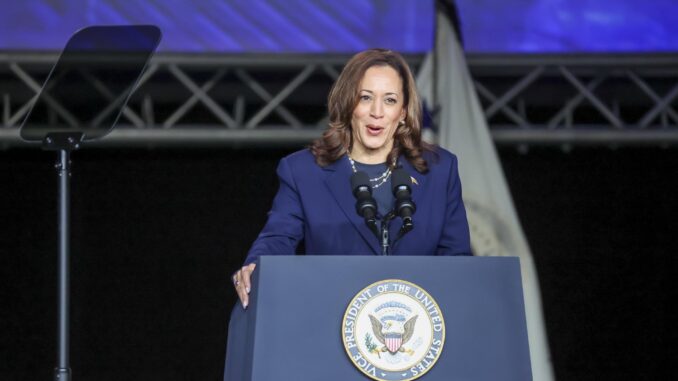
[416,5,555,380]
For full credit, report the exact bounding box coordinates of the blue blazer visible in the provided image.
[244,147,471,264]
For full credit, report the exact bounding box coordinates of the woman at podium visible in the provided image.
[233,49,471,307]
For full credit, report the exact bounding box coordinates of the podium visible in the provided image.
[224,256,532,381]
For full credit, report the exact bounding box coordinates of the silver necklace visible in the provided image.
[348,155,392,189]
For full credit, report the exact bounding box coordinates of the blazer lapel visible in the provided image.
[323,156,381,255]
[399,157,423,207]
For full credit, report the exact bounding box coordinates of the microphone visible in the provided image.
[391,168,416,236]
[350,171,379,238]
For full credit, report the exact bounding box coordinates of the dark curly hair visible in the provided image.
[310,48,433,173]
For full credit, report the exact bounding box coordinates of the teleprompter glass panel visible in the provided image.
[20,25,161,142]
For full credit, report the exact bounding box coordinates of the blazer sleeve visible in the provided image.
[435,155,472,256]
[243,156,305,265]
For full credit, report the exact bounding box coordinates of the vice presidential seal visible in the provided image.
[342,279,445,381]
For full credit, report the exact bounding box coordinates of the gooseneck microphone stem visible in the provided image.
[366,218,379,239]
[397,218,413,240]
[381,227,389,255]
[381,211,396,255]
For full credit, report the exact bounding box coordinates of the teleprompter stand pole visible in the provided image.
[16,25,162,380]
[44,133,83,381]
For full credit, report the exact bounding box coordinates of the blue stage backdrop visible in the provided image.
[0,0,677,53]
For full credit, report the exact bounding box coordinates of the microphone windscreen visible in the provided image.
[351,171,371,191]
[391,168,411,193]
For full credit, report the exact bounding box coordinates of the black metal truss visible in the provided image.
[471,54,678,147]
[1,52,677,148]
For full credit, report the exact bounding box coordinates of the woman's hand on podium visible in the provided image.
[232,263,256,309]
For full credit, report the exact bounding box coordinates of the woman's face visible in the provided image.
[350,65,406,163]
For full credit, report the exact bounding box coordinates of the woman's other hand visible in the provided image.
[232,263,256,309]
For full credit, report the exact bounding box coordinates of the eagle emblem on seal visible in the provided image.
[369,314,418,354]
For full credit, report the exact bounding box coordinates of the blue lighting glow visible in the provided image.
[0,0,676,53]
